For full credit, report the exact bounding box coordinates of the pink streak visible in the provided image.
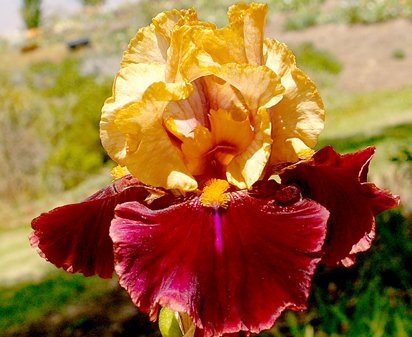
[213,209,223,253]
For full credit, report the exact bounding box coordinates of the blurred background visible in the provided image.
[0,0,411,336]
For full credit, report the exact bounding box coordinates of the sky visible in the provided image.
[0,0,134,37]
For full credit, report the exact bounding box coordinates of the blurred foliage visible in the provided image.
[274,0,412,31]
[335,0,412,24]
[25,58,111,190]
[80,0,106,6]
[0,58,110,201]
[136,0,236,27]
[392,48,406,60]
[21,0,42,29]
[269,0,325,11]
[0,72,51,200]
[283,8,319,30]
[133,0,412,33]
[392,147,412,163]
[293,42,343,74]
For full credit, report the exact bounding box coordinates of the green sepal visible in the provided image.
[159,307,183,337]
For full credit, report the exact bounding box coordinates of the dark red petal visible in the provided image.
[30,176,149,278]
[281,146,400,267]
[110,189,329,336]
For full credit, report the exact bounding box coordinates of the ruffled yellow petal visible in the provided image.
[166,21,216,82]
[226,107,272,189]
[209,108,253,151]
[228,2,267,65]
[197,58,284,114]
[269,67,324,166]
[101,80,196,191]
[181,22,247,67]
[121,9,197,67]
[104,63,166,112]
[163,79,209,140]
[101,64,166,162]
[263,38,296,78]
[202,75,249,117]
[126,124,197,191]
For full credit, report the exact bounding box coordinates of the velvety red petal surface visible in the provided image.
[110,187,329,336]
[281,146,400,267]
[30,176,149,278]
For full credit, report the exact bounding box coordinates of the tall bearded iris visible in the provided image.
[30,3,399,337]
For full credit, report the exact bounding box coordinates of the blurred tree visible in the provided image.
[21,0,42,30]
[80,0,106,6]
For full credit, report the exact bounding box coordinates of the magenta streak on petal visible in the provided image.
[213,208,223,253]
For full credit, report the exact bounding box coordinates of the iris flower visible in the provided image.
[30,3,399,336]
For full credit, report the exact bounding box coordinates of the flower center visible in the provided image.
[200,179,230,209]
[179,108,255,178]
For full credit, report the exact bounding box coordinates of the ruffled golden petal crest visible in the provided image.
[166,21,217,83]
[121,9,198,67]
[105,63,166,111]
[196,54,285,114]
[263,38,324,166]
[269,67,324,166]
[101,80,197,191]
[227,2,267,65]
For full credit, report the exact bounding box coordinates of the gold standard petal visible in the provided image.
[112,81,193,139]
[269,68,324,166]
[226,108,272,189]
[152,8,197,37]
[121,9,197,67]
[100,108,129,164]
[199,62,284,114]
[190,23,248,65]
[126,124,197,191]
[166,22,216,82]
[100,64,167,165]
[101,81,194,186]
[228,2,268,65]
[107,63,166,111]
[202,75,249,118]
[209,109,254,152]
[101,81,192,159]
[115,83,196,191]
[121,25,169,66]
[163,79,209,139]
[263,38,297,78]
[166,25,198,82]
[272,138,313,166]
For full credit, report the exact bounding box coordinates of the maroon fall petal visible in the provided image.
[30,175,149,278]
[281,146,400,267]
[110,188,329,336]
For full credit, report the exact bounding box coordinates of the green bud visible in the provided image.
[159,307,183,337]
